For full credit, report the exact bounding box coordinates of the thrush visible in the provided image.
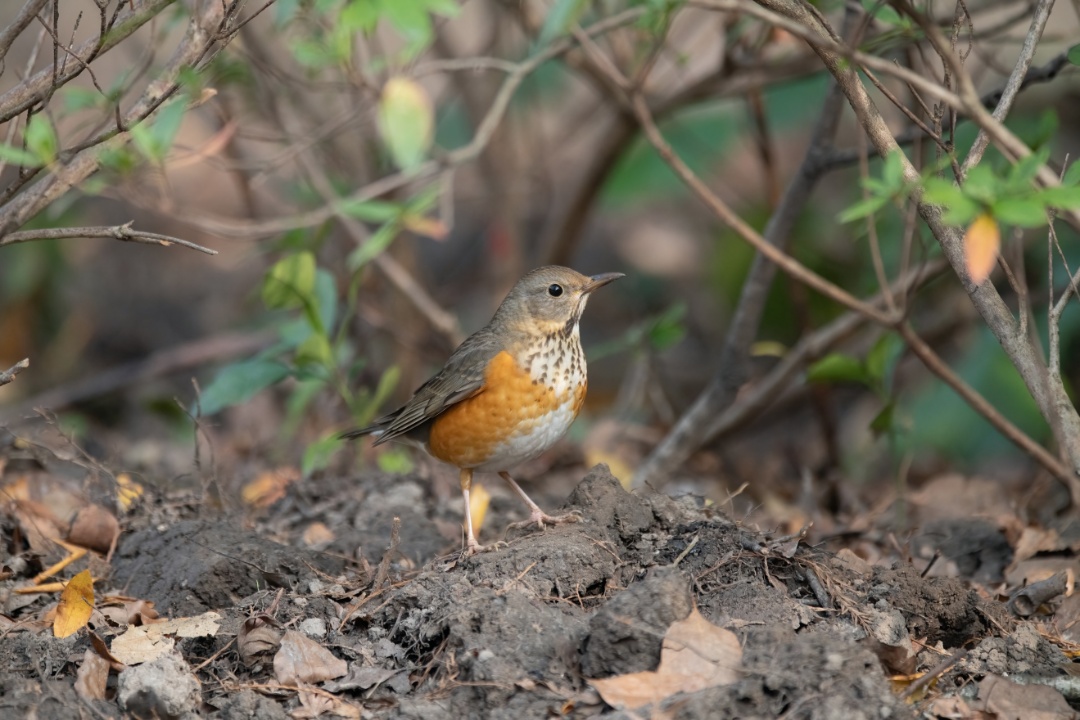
[341,266,623,554]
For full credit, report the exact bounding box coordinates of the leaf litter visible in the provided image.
[3,433,1080,718]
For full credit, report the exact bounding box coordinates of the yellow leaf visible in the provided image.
[469,483,490,539]
[401,213,448,240]
[963,214,1000,284]
[242,467,300,508]
[54,569,94,638]
[116,473,144,513]
[378,77,433,171]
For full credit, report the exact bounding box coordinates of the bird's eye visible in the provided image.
[548,284,563,297]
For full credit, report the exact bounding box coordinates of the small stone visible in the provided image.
[117,649,201,720]
[300,618,327,638]
[477,649,494,662]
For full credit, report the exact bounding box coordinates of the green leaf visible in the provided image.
[347,220,399,271]
[991,197,1047,227]
[296,333,333,367]
[1064,160,1080,188]
[1068,44,1080,67]
[538,0,589,45]
[647,303,687,350]
[0,144,43,167]
[962,164,996,203]
[376,447,415,474]
[881,149,905,191]
[378,77,434,172]
[865,332,900,387]
[263,252,317,310]
[1006,148,1048,190]
[860,0,903,25]
[302,435,344,477]
[1040,185,1080,209]
[338,198,403,223]
[837,195,888,223]
[869,401,895,437]
[25,115,57,165]
[341,0,381,32]
[313,268,338,333]
[64,87,103,112]
[130,99,186,162]
[198,359,292,415]
[807,353,869,386]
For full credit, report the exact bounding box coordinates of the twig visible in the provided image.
[900,648,969,700]
[0,0,50,69]
[1008,571,1068,617]
[0,330,275,422]
[961,0,1056,174]
[0,359,29,388]
[0,222,216,254]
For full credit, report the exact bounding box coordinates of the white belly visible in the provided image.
[471,397,578,471]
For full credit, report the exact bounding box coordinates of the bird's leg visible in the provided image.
[499,471,582,531]
[459,468,502,556]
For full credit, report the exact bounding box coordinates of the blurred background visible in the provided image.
[1,0,1080,541]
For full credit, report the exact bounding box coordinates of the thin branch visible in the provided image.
[897,322,1074,483]
[961,0,1056,173]
[0,222,217,254]
[176,7,648,240]
[0,359,30,388]
[0,0,50,70]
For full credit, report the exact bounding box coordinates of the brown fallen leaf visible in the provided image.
[74,647,111,701]
[976,674,1077,720]
[242,467,300,508]
[98,598,160,627]
[54,569,94,638]
[239,614,284,667]
[274,630,348,685]
[65,503,120,554]
[301,522,335,549]
[589,607,742,710]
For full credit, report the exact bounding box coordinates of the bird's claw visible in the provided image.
[507,508,583,534]
[461,539,508,557]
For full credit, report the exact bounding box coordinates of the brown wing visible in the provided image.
[339,326,502,444]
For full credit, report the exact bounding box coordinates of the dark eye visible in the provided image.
[547,284,563,297]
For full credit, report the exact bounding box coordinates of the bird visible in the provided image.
[341,266,623,555]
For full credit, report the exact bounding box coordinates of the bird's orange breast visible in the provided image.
[428,350,586,470]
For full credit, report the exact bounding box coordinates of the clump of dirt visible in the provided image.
[0,464,1067,718]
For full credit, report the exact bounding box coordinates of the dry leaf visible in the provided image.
[590,608,741,710]
[116,473,144,513]
[274,630,348,685]
[976,674,1077,720]
[301,522,335,549]
[65,503,119,554]
[98,598,160,627]
[110,611,221,665]
[242,467,300,508]
[238,614,284,667]
[964,214,1000,284]
[74,647,110,701]
[401,213,448,240]
[54,569,94,638]
[469,484,490,539]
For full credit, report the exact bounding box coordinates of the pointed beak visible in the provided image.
[583,272,624,294]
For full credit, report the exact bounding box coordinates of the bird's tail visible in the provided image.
[337,426,383,441]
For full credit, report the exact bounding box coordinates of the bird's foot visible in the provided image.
[460,538,507,558]
[506,508,582,534]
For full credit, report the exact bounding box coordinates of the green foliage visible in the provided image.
[378,78,434,172]
[807,332,903,435]
[590,303,687,360]
[130,98,187,163]
[538,0,590,45]
[26,115,58,165]
[1069,44,1080,67]
[840,148,1080,231]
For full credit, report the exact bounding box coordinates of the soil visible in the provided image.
[1,464,1075,719]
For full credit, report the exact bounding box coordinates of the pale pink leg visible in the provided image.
[499,471,581,531]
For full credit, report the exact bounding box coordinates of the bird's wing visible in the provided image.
[342,327,502,444]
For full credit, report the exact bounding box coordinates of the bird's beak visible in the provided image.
[583,272,624,293]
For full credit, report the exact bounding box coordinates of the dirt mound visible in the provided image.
[0,465,1054,718]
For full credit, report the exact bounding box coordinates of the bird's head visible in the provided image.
[494,265,623,338]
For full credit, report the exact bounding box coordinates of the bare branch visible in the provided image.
[0,359,30,388]
[0,222,217,254]
[0,0,50,70]
[961,0,1056,173]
